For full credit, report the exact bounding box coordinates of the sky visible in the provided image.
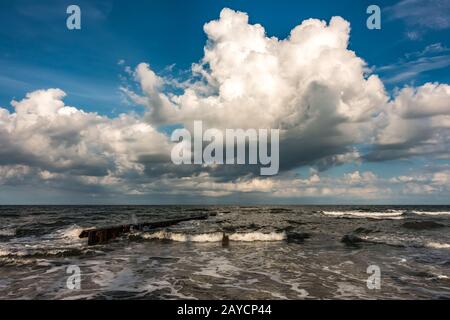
[0,0,450,204]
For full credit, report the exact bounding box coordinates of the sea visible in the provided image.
[0,205,449,299]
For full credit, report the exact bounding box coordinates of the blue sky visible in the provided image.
[0,0,450,204]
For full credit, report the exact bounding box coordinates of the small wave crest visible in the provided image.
[426,242,450,249]
[0,228,16,237]
[322,210,404,219]
[0,247,91,258]
[412,211,450,216]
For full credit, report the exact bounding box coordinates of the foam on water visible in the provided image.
[142,231,224,242]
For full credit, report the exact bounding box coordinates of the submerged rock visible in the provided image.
[286,232,310,244]
[341,234,365,245]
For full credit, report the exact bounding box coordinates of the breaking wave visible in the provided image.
[140,231,287,243]
[51,225,84,241]
[141,231,224,242]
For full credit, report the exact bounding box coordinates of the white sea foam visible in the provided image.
[57,225,84,240]
[141,231,287,243]
[322,210,404,219]
[426,242,450,249]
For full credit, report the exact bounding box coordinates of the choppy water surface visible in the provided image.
[0,206,449,299]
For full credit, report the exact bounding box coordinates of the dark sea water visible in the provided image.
[0,205,449,299]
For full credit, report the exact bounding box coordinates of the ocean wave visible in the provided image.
[0,247,94,258]
[139,231,287,243]
[141,231,224,242]
[322,210,404,219]
[402,221,445,230]
[0,225,88,259]
[343,233,450,250]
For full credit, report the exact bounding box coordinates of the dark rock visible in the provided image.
[402,221,445,230]
[248,223,260,230]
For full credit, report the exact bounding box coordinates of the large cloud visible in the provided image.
[0,88,172,193]
[127,8,387,172]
